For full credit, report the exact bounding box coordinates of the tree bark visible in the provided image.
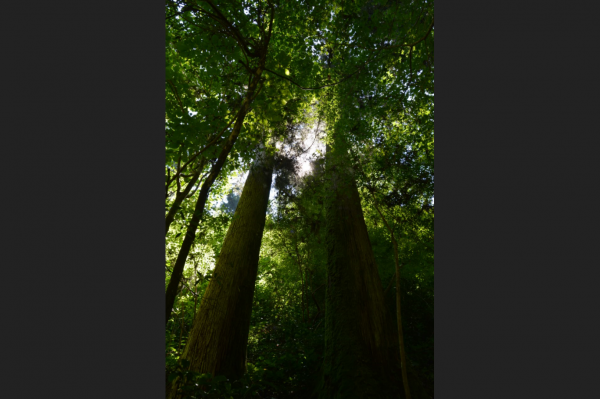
[165,65,264,324]
[319,141,404,399]
[167,148,274,399]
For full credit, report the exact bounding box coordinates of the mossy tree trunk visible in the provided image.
[165,62,265,324]
[320,140,404,399]
[168,148,274,399]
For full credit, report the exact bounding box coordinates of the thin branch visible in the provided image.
[266,0,275,45]
[166,10,187,20]
[369,189,412,399]
[176,149,183,193]
[166,0,186,20]
[166,109,241,189]
[185,168,209,199]
[255,1,264,32]
[166,167,172,198]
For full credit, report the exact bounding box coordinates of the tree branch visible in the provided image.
[198,0,260,58]
[166,109,241,190]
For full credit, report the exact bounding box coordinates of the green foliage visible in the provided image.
[166,0,434,397]
[167,360,260,399]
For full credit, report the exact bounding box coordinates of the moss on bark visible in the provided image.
[168,150,274,399]
[319,142,404,399]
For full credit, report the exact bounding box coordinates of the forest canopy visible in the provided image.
[165,0,433,398]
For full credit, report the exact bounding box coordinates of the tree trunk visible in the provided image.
[165,65,264,324]
[320,141,404,399]
[167,148,274,399]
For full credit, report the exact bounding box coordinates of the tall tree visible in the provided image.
[314,2,434,394]
[165,69,266,323]
[165,0,332,322]
[168,145,275,398]
[164,1,434,397]
[165,0,275,323]
[319,135,403,399]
